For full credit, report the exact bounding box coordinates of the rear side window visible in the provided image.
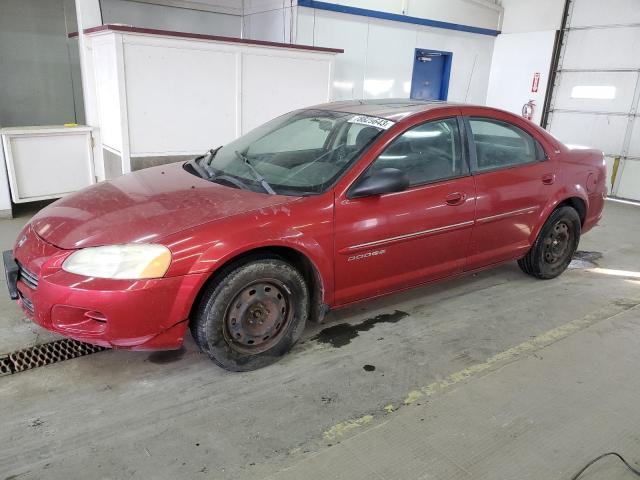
[469,118,545,172]
[369,117,464,186]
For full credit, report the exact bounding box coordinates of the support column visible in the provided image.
[74,0,105,181]
[0,140,12,218]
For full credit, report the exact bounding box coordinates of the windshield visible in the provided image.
[185,109,388,195]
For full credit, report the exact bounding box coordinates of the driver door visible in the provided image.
[333,116,476,305]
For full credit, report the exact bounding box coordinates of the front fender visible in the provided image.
[160,194,335,306]
[193,233,332,302]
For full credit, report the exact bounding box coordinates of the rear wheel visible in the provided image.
[191,258,309,371]
[518,206,581,279]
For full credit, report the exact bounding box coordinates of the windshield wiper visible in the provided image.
[199,147,223,178]
[187,156,211,180]
[234,151,276,195]
[203,146,221,166]
[187,147,221,180]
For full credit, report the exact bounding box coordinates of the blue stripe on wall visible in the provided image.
[296,0,501,37]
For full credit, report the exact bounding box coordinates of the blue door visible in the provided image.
[410,49,452,101]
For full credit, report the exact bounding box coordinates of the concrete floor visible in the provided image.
[1,200,639,479]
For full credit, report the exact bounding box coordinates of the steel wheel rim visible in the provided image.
[223,279,291,354]
[543,221,571,265]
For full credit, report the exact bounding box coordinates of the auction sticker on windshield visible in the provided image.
[348,115,396,130]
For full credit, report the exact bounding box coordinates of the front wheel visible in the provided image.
[191,258,309,371]
[518,206,581,279]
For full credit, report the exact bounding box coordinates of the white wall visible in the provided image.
[243,0,296,43]
[483,0,565,123]
[304,0,502,31]
[499,0,564,33]
[125,0,243,15]
[295,9,495,104]
[485,31,556,124]
[100,0,242,36]
[0,0,82,127]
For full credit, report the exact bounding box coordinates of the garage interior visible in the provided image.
[1,0,640,479]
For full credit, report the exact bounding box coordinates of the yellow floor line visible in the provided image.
[323,415,374,442]
[404,298,640,405]
[322,298,640,442]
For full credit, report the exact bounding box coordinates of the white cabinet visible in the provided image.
[1,126,96,203]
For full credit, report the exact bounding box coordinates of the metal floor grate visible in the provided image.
[0,339,108,377]
[0,355,13,376]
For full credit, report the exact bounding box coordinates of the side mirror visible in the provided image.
[348,167,410,199]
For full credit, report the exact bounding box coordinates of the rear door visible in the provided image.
[464,114,556,270]
[333,115,476,305]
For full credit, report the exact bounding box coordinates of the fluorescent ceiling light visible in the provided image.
[570,85,616,100]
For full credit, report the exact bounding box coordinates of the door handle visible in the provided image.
[445,192,466,206]
[542,173,556,185]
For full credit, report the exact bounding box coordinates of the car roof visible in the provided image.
[308,98,465,122]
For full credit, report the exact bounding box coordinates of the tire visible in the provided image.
[190,258,309,371]
[518,206,581,279]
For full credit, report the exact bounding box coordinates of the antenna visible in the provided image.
[464,54,478,102]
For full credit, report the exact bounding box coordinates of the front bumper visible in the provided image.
[3,250,19,300]
[6,227,206,350]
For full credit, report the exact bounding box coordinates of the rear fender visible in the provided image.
[529,187,589,244]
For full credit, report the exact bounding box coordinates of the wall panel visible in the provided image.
[562,27,640,70]
[123,42,238,154]
[552,71,638,113]
[548,112,629,155]
[570,0,640,27]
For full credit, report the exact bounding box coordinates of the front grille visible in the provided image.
[19,293,34,314]
[17,263,38,289]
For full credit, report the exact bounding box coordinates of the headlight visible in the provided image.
[62,244,172,279]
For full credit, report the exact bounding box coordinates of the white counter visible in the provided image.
[84,24,342,179]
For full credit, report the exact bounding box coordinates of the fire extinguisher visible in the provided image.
[522,99,536,121]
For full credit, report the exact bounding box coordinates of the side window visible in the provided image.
[469,118,544,172]
[369,117,464,186]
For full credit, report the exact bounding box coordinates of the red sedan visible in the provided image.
[4,100,606,371]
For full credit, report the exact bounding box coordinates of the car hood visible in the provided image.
[31,163,295,249]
